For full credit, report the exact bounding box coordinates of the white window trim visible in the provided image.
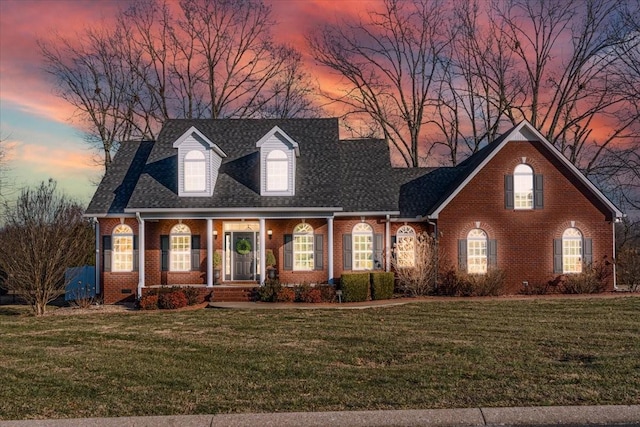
[562,228,583,274]
[112,224,134,272]
[467,228,487,274]
[184,150,206,192]
[353,223,374,271]
[396,225,416,268]
[266,149,289,192]
[514,164,534,210]
[170,224,191,272]
[293,223,314,271]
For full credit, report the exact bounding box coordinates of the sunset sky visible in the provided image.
[0,0,367,204]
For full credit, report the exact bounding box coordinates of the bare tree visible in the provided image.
[308,0,452,167]
[392,232,440,296]
[0,180,94,316]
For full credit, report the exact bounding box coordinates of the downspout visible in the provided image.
[93,218,100,296]
[136,212,145,298]
[612,220,618,291]
[385,215,391,272]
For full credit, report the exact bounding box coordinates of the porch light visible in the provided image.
[213,230,218,239]
[267,229,273,239]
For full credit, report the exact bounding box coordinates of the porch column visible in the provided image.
[207,218,213,287]
[385,215,391,272]
[259,218,266,285]
[328,217,334,284]
[94,218,100,294]
[137,213,145,296]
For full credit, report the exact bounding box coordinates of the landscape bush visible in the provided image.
[297,285,322,303]
[315,284,337,302]
[436,267,505,296]
[182,287,201,305]
[256,279,282,302]
[139,294,159,310]
[371,272,394,300]
[560,260,611,294]
[158,290,188,309]
[340,273,370,302]
[275,287,295,302]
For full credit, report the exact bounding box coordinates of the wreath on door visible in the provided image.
[236,238,251,255]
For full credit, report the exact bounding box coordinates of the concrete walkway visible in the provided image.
[1,405,639,426]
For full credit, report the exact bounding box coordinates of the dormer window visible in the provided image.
[257,126,300,196]
[184,150,206,192]
[266,150,289,191]
[173,126,227,197]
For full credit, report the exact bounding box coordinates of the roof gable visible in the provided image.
[172,126,227,158]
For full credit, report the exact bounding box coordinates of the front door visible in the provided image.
[233,232,255,280]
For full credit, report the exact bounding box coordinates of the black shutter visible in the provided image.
[583,238,593,265]
[505,175,514,209]
[488,239,497,267]
[103,236,112,272]
[534,174,544,209]
[161,235,169,271]
[191,235,201,271]
[458,239,467,272]
[391,236,397,261]
[343,234,352,270]
[133,235,139,272]
[314,234,324,270]
[284,234,293,270]
[374,233,383,270]
[553,238,563,274]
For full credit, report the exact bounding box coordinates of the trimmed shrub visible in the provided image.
[340,273,370,302]
[139,294,159,310]
[158,291,188,309]
[316,284,337,303]
[298,286,322,303]
[371,272,394,300]
[561,259,611,294]
[435,267,505,296]
[257,279,281,302]
[182,287,201,305]
[275,287,295,302]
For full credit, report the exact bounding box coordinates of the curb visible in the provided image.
[1,405,639,427]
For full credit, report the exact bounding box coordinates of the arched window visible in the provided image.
[112,224,133,272]
[184,150,206,192]
[266,150,289,191]
[467,229,487,274]
[396,225,416,268]
[353,223,374,270]
[293,223,314,271]
[562,228,583,273]
[170,224,191,272]
[514,164,534,209]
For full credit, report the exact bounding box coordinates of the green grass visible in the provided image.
[0,297,639,420]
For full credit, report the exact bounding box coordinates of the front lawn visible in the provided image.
[0,297,638,420]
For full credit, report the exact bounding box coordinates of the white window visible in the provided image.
[467,229,487,274]
[514,164,534,209]
[395,225,416,268]
[266,150,289,191]
[293,223,314,271]
[353,223,374,270]
[562,228,583,273]
[170,224,191,272]
[112,224,134,272]
[184,150,206,192]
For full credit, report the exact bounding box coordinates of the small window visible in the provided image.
[562,228,582,273]
[184,150,206,192]
[395,225,416,268]
[467,229,487,274]
[266,150,289,191]
[353,223,374,270]
[514,164,533,209]
[112,224,133,272]
[170,224,191,272]
[293,223,314,271]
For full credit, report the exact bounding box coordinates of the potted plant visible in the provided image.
[266,249,277,280]
[213,250,222,283]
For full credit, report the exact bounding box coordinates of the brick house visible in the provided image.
[85,119,622,303]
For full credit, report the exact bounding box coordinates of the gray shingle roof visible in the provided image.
[85,118,506,218]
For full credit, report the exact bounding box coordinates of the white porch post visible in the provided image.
[328,217,334,284]
[207,218,213,287]
[259,218,266,284]
[136,213,145,297]
[385,215,391,272]
[94,218,100,294]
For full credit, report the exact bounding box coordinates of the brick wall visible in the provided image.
[437,140,614,293]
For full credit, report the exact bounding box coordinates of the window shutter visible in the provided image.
[103,236,112,272]
[583,238,593,265]
[284,234,293,270]
[374,233,383,270]
[161,235,169,271]
[505,175,514,209]
[534,174,544,209]
[191,235,201,271]
[458,239,467,271]
[343,234,352,270]
[553,238,563,274]
[314,234,324,270]
[488,239,497,267]
[133,235,139,272]
[391,236,397,261]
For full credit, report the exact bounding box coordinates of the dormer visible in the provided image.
[173,126,227,197]
[256,126,300,196]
